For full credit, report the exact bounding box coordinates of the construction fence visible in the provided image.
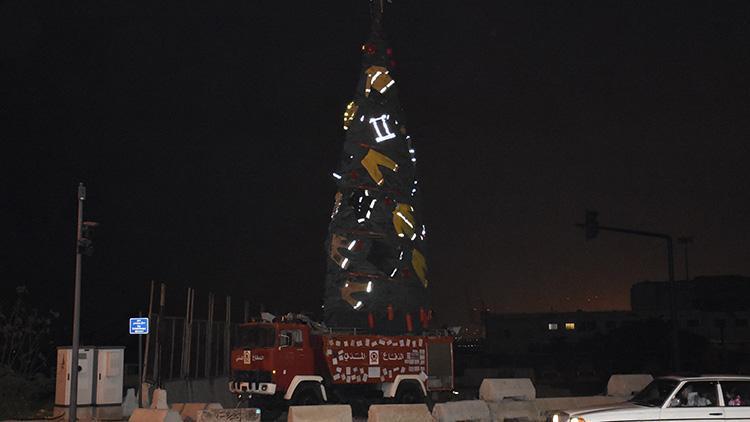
[141,284,252,384]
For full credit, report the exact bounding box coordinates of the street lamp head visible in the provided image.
[77,183,86,201]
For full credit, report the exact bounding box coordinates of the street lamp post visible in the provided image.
[578,212,680,371]
[678,236,693,281]
[69,183,85,422]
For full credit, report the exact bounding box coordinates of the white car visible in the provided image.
[552,375,750,422]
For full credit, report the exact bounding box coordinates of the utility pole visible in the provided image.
[678,236,693,281]
[69,183,85,422]
[578,211,680,371]
[137,310,143,408]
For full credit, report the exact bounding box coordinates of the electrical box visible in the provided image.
[55,346,125,406]
[55,347,95,406]
[94,347,124,405]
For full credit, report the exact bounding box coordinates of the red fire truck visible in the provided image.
[228,316,453,417]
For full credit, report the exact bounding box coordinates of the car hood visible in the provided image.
[566,402,660,421]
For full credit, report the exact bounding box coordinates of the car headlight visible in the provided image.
[551,413,570,422]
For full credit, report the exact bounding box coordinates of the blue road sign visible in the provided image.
[129,317,149,335]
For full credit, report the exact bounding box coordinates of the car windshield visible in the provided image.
[630,379,679,407]
[236,325,276,348]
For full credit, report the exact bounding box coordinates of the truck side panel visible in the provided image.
[320,335,452,389]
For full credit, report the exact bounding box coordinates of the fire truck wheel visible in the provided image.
[292,382,324,406]
[395,381,425,404]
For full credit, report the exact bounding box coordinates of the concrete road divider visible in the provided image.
[607,374,653,397]
[129,408,183,422]
[486,400,537,422]
[196,408,261,422]
[171,403,224,421]
[123,388,138,417]
[479,379,536,402]
[432,400,491,422]
[163,377,237,409]
[287,404,353,422]
[151,389,170,410]
[368,404,434,422]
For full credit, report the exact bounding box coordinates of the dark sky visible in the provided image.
[3,1,750,345]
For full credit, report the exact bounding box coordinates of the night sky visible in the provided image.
[3,1,750,346]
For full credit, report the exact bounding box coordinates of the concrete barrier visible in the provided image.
[129,408,183,422]
[196,408,261,422]
[479,379,536,402]
[171,403,224,421]
[123,388,138,417]
[486,400,537,422]
[152,389,170,410]
[432,400,490,422]
[606,374,653,397]
[368,404,434,422]
[287,404,353,422]
[163,377,237,409]
[477,374,651,422]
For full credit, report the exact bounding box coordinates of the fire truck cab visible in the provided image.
[229,322,325,402]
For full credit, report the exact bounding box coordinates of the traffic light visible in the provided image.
[584,211,599,240]
[78,221,99,256]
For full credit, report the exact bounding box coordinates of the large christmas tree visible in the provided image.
[323,2,429,334]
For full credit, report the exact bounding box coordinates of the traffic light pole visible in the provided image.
[577,221,679,371]
[69,183,85,422]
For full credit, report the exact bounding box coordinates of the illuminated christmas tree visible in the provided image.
[323,2,429,334]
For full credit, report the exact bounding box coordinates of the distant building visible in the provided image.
[631,275,750,312]
[484,275,750,355]
[484,310,636,354]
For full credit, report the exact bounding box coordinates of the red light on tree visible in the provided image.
[363,43,377,55]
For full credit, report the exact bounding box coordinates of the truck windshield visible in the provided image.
[237,325,276,348]
[630,379,678,407]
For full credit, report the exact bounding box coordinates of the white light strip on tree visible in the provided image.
[379,80,395,93]
[396,212,414,228]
